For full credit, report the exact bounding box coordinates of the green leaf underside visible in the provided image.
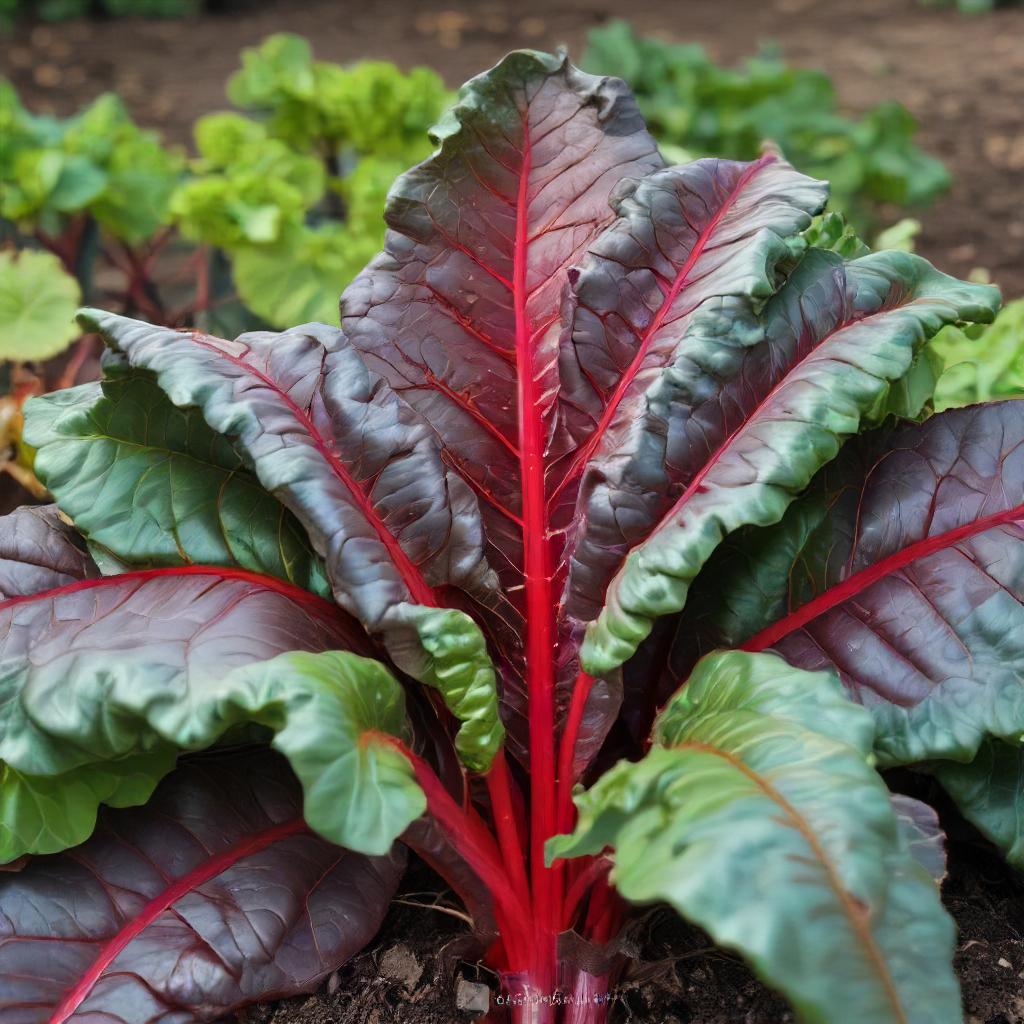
[933,739,1024,869]
[71,309,505,771]
[581,249,999,675]
[24,371,332,598]
[0,748,178,862]
[549,652,959,1024]
[0,569,422,859]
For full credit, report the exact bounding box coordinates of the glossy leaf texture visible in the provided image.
[340,50,664,763]
[548,652,960,1024]
[669,401,1024,763]
[0,562,381,861]
[556,155,826,618]
[580,249,1000,674]
[24,368,331,597]
[70,311,505,771]
[0,749,405,1024]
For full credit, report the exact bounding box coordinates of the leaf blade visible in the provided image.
[581,250,1000,673]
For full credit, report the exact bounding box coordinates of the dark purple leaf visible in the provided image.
[0,749,404,1024]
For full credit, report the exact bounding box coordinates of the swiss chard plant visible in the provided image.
[1,50,1015,1024]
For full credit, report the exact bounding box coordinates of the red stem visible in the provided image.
[556,671,595,837]
[381,736,534,968]
[487,750,531,910]
[512,113,560,985]
[561,856,611,931]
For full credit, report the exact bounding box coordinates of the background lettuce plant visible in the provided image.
[0,47,1019,1024]
[171,33,451,328]
[582,21,950,230]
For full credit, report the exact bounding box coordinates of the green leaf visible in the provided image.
[934,739,1024,868]
[196,650,424,855]
[549,651,960,1024]
[0,561,383,861]
[23,371,331,597]
[231,223,375,327]
[384,603,505,772]
[581,249,999,675]
[227,33,316,109]
[0,749,178,862]
[0,249,81,361]
[931,299,1024,410]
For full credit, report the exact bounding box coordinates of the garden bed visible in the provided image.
[3,0,1024,296]
[239,785,1024,1024]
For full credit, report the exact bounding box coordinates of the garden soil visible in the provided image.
[236,777,1024,1023]
[5,1,1024,1020]
[3,0,1024,297]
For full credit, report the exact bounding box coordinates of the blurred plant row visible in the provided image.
[2,26,1022,507]
[1,0,206,28]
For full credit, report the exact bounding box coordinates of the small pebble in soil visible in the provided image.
[455,978,490,1017]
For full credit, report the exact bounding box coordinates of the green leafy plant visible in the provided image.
[171,33,451,327]
[0,50,1017,1024]
[582,21,949,228]
[931,299,1024,409]
[0,79,185,321]
[2,0,200,25]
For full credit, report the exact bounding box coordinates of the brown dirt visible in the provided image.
[2,0,1024,298]
[235,780,1024,1024]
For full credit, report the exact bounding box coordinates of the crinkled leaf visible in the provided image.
[0,565,374,860]
[554,155,827,568]
[581,249,999,674]
[672,402,1024,768]
[0,249,81,361]
[384,604,505,772]
[340,52,663,758]
[0,749,405,1022]
[75,310,505,769]
[24,371,331,597]
[549,651,959,1024]
[665,401,1024,868]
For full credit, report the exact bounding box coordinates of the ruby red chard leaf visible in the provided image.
[339,51,663,769]
[549,153,826,750]
[342,52,662,574]
[551,154,827,530]
[666,400,1024,865]
[0,505,98,598]
[23,371,331,597]
[580,249,1000,675]
[0,749,405,1024]
[679,401,1024,767]
[73,312,506,770]
[548,652,960,1024]
[0,566,378,860]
